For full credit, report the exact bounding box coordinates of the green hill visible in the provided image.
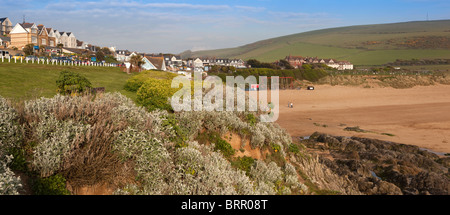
[181,20,450,66]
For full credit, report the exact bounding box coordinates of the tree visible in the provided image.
[95,50,105,62]
[246,59,278,69]
[23,44,34,56]
[278,59,294,69]
[247,59,261,68]
[130,54,144,72]
[57,43,64,54]
[100,47,112,56]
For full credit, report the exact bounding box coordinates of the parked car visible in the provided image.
[307,86,315,90]
[25,55,38,61]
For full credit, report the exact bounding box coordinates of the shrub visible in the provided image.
[113,127,172,195]
[137,78,180,111]
[271,143,281,153]
[0,154,23,195]
[32,174,70,195]
[0,96,22,195]
[124,71,179,92]
[161,114,189,148]
[231,156,255,175]
[246,113,257,126]
[32,116,90,177]
[289,144,300,154]
[56,70,92,95]
[0,96,20,152]
[210,133,235,159]
[171,142,256,195]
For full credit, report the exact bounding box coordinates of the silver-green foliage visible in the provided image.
[32,115,90,177]
[176,110,292,155]
[0,154,22,195]
[113,127,172,195]
[171,142,256,195]
[0,97,22,195]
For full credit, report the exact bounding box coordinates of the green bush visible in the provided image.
[56,70,92,95]
[8,147,27,172]
[246,113,257,126]
[232,156,255,175]
[162,114,189,148]
[32,174,71,195]
[271,143,281,153]
[288,144,300,154]
[209,133,235,159]
[136,78,180,111]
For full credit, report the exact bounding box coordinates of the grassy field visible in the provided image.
[0,63,135,101]
[183,20,450,65]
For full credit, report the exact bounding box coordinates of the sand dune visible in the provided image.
[275,85,450,154]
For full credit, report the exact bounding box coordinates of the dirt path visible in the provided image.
[274,85,450,154]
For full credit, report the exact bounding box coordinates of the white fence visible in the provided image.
[0,56,120,67]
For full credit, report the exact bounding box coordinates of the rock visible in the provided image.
[403,188,419,195]
[374,181,403,195]
[344,139,366,152]
[305,132,450,195]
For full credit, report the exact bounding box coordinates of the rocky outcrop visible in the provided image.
[301,132,449,195]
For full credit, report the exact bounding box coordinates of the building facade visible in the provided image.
[0,17,12,35]
[9,23,38,50]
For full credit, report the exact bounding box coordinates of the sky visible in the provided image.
[1,0,449,53]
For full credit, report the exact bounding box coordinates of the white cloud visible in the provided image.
[235,5,266,12]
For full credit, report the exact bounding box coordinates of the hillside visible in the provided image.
[181,20,450,66]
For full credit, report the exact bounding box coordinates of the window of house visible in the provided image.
[32,36,37,44]
[50,40,54,46]
[42,38,46,45]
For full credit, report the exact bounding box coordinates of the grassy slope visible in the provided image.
[184,20,450,65]
[0,63,135,101]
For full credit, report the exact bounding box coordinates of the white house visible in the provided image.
[58,31,77,48]
[193,58,203,68]
[53,29,61,45]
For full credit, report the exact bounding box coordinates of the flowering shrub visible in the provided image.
[1,92,310,196]
[32,115,90,177]
[137,78,180,111]
[0,97,20,151]
[0,96,22,195]
[113,127,173,194]
[171,142,256,195]
[0,154,22,195]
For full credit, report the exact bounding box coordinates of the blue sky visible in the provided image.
[1,0,449,53]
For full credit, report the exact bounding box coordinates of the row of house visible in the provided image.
[1,17,87,51]
[190,58,246,69]
[285,55,353,70]
[114,50,246,72]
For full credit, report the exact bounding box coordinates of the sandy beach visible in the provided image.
[275,85,450,154]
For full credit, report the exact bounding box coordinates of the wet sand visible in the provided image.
[275,85,450,154]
